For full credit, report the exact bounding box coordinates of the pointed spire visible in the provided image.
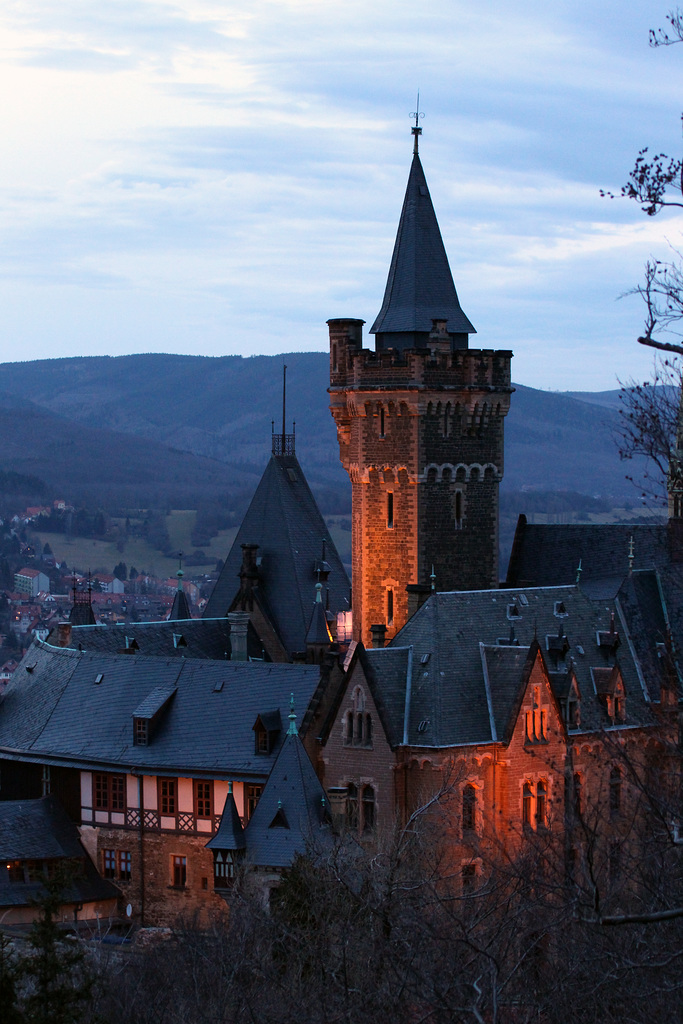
[370,128,476,352]
[169,550,192,621]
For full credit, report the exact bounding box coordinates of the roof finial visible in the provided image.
[315,581,323,603]
[177,551,184,591]
[282,363,287,448]
[288,691,297,736]
[575,558,582,587]
[430,564,436,591]
[628,534,635,575]
[410,92,424,154]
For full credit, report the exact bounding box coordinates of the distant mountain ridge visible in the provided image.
[0,353,644,509]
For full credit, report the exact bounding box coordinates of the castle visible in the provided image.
[0,126,679,928]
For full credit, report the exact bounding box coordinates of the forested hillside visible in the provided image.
[0,353,647,515]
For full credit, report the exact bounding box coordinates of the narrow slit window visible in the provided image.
[380,407,385,437]
[387,492,394,529]
[387,589,394,626]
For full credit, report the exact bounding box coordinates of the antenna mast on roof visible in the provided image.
[410,92,425,154]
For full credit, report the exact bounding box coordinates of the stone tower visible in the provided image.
[328,128,513,644]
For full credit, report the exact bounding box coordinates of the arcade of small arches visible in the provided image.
[421,462,500,483]
[343,685,374,749]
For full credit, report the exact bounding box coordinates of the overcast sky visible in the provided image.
[0,0,681,389]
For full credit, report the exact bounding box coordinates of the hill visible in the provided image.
[0,353,646,511]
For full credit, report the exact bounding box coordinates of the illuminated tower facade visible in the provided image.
[329,127,513,644]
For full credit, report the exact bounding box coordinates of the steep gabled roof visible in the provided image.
[203,454,350,654]
[506,517,669,588]
[169,586,192,621]
[244,727,329,868]
[385,586,656,746]
[370,152,475,340]
[0,641,321,778]
[207,788,246,851]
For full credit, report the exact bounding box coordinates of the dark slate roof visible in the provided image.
[58,618,256,661]
[244,728,329,868]
[203,454,350,654]
[370,152,475,339]
[506,517,669,588]
[0,640,321,779]
[363,645,412,748]
[207,789,246,851]
[480,644,532,743]
[0,795,84,860]
[305,598,331,646]
[383,586,656,747]
[169,586,192,622]
[70,600,96,627]
[132,685,176,720]
[0,796,120,909]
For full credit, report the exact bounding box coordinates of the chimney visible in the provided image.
[227,611,250,661]
[370,623,387,649]
[55,622,72,648]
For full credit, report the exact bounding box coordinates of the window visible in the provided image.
[344,711,353,746]
[522,783,533,827]
[159,778,177,816]
[134,718,148,746]
[609,841,621,887]
[94,773,126,812]
[462,863,476,893]
[365,713,373,747]
[194,780,213,819]
[609,768,621,814]
[7,860,23,883]
[536,780,547,828]
[172,855,187,888]
[387,492,394,529]
[362,786,375,832]
[103,849,116,879]
[42,765,51,797]
[119,850,132,881]
[462,785,476,832]
[246,785,263,821]
[256,728,269,754]
[214,850,235,888]
[380,407,385,437]
[387,589,394,626]
[346,783,358,829]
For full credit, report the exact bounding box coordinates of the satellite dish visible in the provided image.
[126,904,132,918]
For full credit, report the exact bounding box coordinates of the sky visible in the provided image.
[0,1,682,390]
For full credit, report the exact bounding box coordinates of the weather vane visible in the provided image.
[410,92,425,153]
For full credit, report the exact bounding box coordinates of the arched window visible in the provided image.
[365,713,373,747]
[362,786,375,832]
[522,783,533,827]
[609,767,621,814]
[380,407,385,437]
[536,780,547,828]
[462,785,476,831]
[344,711,353,746]
[346,783,358,829]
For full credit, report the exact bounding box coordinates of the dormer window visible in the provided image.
[134,718,148,746]
[554,601,568,618]
[507,603,521,621]
[252,710,282,755]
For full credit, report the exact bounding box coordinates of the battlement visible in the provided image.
[328,319,512,393]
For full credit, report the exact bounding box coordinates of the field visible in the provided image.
[28,511,238,579]
[27,509,352,580]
